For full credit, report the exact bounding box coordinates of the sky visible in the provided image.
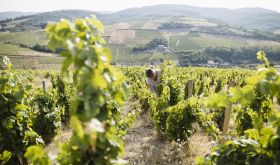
[1,0,280,13]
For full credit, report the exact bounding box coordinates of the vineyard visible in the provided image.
[1,17,280,165]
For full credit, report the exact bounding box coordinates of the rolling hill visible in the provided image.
[0,10,109,31]
[1,5,280,67]
[113,5,280,31]
[1,5,280,31]
[0,12,35,21]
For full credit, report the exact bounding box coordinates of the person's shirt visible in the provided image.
[146,69,161,94]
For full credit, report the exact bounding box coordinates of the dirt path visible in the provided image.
[124,111,184,164]
[45,100,211,164]
[45,126,72,161]
[123,110,211,165]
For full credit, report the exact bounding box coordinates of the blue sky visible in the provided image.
[1,0,280,12]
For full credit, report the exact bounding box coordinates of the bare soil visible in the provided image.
[45,100,211,164]
[45,126,72,161]
[123,109,211,165]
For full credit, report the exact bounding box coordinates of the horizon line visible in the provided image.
[0,4,279,13]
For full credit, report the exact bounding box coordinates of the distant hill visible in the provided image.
[1,5,280,31]
[0,10,111,31]
[22,10,103,22]
[0,12,35,20]
[1,5,280,66]
[113,5,280,31]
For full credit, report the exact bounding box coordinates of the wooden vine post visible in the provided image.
[188,80,194,98]
[42,80,47,92]
[221,81,236,143]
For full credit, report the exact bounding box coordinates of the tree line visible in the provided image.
[177,47,280,66]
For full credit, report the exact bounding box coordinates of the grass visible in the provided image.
[110,44,150,63]
[0,30,47,46]
[191,36,246,48]
[0,42,56,57]
[0,42,35,55]
[135,29,163,40]
[0,41,61,69]
[109,43,175,64]
[38,56,63,64]
[187,31,201,37]
[245,39,280,48]
[148,52,175,61]
[129,21,145,29]
[109,44,132,61]
[170,35,247,50]
[0,55,63,69]
[170,35,201,50]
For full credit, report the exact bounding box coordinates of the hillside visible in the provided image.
[105,22,280,65]
[0,10,110,31]
[1,5,280,31]
[1,6,280,67]
[113,5,280,31]
[0,12,35,21]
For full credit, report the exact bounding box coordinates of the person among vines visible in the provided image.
[145,66,161,96]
